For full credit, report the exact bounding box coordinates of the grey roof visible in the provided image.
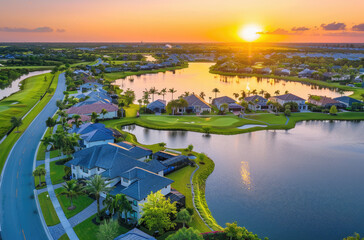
[80,82,103,89]
[183,94,210,109]
[273,93,305,101]
[66,142,165,179]
[334,96,362,106]
[228,103,243,109]
[212,96,236,106]
[245,95,268,103]
[70,123,114,142]
[161,155,189,167]
[147,99,166,111]
[114,228,156,240]
[117,167,174,201]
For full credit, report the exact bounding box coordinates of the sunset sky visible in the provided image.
[1,0,364,42]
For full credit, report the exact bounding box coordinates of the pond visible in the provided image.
[113,63,349,103]
[122,121,364,240]
[0,70,51,100]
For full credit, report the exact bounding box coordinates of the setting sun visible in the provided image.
[239,24,262,42]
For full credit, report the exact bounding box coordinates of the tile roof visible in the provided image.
[212,96,236,105]
[273,93,305,101]
[244,95,268,103]
[147,99,166,110]
[183,94,210,108]
[67,102,118,115]
[114,228,156,240]
[334,96,362,105]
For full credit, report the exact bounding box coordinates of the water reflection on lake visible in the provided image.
[123,121,364,240]
[113,63,349,102]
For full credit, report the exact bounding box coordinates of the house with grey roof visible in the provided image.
[334,96,363,108]
[114,228,155,240]
[270,93,308,111]
[80,82,103,92]
[212,96,243,112]
[67,102,119,119]
[147,99,166,113]
[70,123,114,148]
[245,95,273,111]
[183,94,211,113]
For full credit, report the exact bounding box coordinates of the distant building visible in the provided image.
[147,99,166,113]
[275,68,290,76]
[67,102,119,119]
[244,95,273,111]
[334,96,362,108]
[308,96,345,108]
[270,93,308,111]
[183,94,211,113]
[298,68,316,78]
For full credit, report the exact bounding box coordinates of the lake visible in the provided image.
[123,121,364,240]
[113,63,349,103]
[0,70,51,100]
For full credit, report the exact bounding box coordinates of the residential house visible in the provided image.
[308,96,345,108]
[147,99,166,113]
[244,95,272,111]
[67,115,91,125]
[275,68,290,76]
[66,102,119,119]
[183,94,211,113]
[256,67,272,74]
[298,68,316,78]
[237,67,253,73]
[80,82,103,92]
[323,72,335,81]
[212,96,243,112]
[70,123,114,148]
[334,96,363,108]
[114,228,156,240]
[270,93,308,111]
[331,75,350,81]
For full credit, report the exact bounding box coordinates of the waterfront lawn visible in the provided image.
[0,72,59,172]
[34,164,46,189]
[50,159,67,185]
[0,72,55,139]
[38,191,60,226]
[244,113,287,125]
[73,214,129,240]
[167,165,211,232]
[55,188,94,219]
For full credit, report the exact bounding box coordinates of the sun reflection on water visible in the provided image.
[240,161,252,190]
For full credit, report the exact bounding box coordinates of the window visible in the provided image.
[133,200,137,206]
[123,178,128,183]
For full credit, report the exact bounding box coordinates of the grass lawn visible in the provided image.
[73,214,129,240]
[0,72,56,139]
[58,234,70,240]
[0,72,60,172]
[50,149,61,159]
[50,159,67,185]
[38,191,60,226]
[244,113,287,125]
[0,66,54,70]
[54,188,94,219]
[167,165,211,232]
[124,104,140,117]
[36,127,52,160]
[34,164,46,189]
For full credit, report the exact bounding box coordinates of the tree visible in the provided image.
[85,175,113,215]
[159,88,167,100]
[96,220,119,240]
[158,142,167,149]
[139,191,177,235]
[240,90,247,99]
[219,103,229,114]
[46,117,57,133]
[56,100,65,110]
[166,227,202,240]
[123,88,136,106]
[259,89,265,96]
[11,116,23,133]
[274,90,280,96]
[101,108,108,120]
[176,209,192,227]
[264,92,271,99]
[103,194,116,216]
[169,88,177,100]
[233,93,240,100]
[197,153,207,163]
[33,167,46,187]
[149,87,158,102]
[212,88,220,98]
[225,222,243,240]
[330,105,338,115]
[199,92,206,100]
[187,144,194,152]
[116,194,132,222]
[344,233,364,240]
[72,114,82,128]
[91,112,99,123]
[59,180,84,210]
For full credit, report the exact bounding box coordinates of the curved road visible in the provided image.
[0,73,66,240]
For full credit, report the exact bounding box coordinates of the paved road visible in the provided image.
[0,73,66,240]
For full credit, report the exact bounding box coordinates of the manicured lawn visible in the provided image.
[244,113,287,125]
[0,72,60,172]
[58,234,70,240]
[50,149,61,159]
[50,159,67,185]
[34,164,46,189]
[36,127,52,160]
[168,165,211,232]
[0,66,54,70]
[124,104,140,117]
[38,191,60,226]
[73,214,129,240]
[0,72,56,139]
[54,188,94,219]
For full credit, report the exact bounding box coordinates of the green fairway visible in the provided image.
[0,66,54,70]
[55,188,94,219]
[0,72,56,139]
[38,191,60,226]
[244,113,287,125]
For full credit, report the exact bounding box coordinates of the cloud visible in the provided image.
[258,28,290,35]
[0,27,54,33]
[291,26,310,31]
[352,23,364,31]
[321,22,346,31]
[56,29,66,33]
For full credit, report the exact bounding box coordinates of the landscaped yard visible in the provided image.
[50,159,68,185]
[38,191,60,226]
[50,149,61,159]
[34,164,46,189]
[244,113,287,125]
[54,188,95,219]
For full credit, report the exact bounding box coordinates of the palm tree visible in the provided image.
[168,88,177,100]
[240,90,247,99]
[72,114,81,128]
[199,92,206,100]
[45,117,57,133]
[149,87,158,102]
[41,136,54,150]
[85,175,113,215]
[251,89,257,95]
[59,180,84,210]
[259,89,265,96]
[183,91,190,97]
[56,100,65,110]
[233,93,239,100]
[137,99,143,109]
[274,90,280,96]
[11,116,23,133]
[103,193,116,216]
[159,88,167,100]
[116,194,132,222]
[101,108,108,120]
[32,167,46,187]
[284,90,289,94]
[212,88,220,98]
[57,110,68,119]
[91,112,98,123]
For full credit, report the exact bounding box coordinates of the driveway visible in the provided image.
[0,73,66,240]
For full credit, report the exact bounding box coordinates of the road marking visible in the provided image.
[17,171,19,179]
[22,229,26,240]
[19,158,22,165]
[16,188,18,198]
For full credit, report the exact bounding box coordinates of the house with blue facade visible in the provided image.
[147,99,166,113]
